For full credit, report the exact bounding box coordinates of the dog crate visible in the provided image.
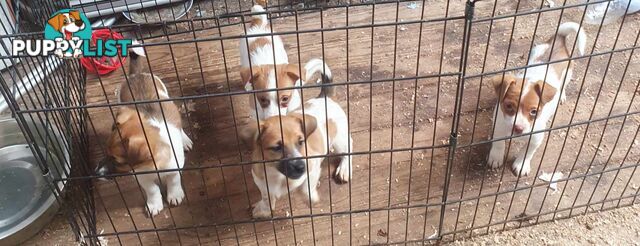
[1,0,639,244]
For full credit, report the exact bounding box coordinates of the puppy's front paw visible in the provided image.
[182,133,193,151]
[309,189,319,205]
[252,200,272,219]
[335,160,351,183]
[167,187,185,206]
[512,158,531,177]
[487,147,504,169]
[146,198,164,217]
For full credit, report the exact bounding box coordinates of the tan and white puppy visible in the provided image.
[244,88,352,218]
[95,45,193,216]
[240,5,333,120]
[488,22,587,176]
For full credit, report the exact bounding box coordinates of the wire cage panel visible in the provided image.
[1,0,639,245]
[444,0,640,240]
[80,3,463,244]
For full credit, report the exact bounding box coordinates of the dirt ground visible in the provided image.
[447,204,640,246]
[23,204,640,245]
[23,214,77,246]
[15,0,640,245]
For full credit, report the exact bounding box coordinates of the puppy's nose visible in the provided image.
[291,160,305,173]
[280,160,306,179]
[95,165,113,181]
[96,157,115,180]
[513,125,524,134]
[75,20,84,27]
[95,165,107,176]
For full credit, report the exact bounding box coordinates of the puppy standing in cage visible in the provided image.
[95,43,193,217]
[239,4,333,120]
[243,83,352,218]
[488,22,587,176]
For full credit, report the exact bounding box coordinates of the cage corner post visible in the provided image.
[437,0,476,242]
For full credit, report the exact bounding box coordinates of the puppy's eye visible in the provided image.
[270,142,283,152]
[530,109,538,117]
[298,138,304,146]
[281,96,289,103]
[259,98,270,107]
[504,103,517,113]
[63,19,69,24]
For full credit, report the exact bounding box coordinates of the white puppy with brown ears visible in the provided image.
[239,4,332,120]
[243,86,352,218]
[95,44,193,217]
[488,22,587,176]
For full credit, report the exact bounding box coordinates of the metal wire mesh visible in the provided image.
[0,0,639,245]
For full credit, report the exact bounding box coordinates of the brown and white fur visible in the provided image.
[244,88,352,218]
[488,22,587,176]
[95,44,193,217]
[240,5,333,120]
[47,10,86,58]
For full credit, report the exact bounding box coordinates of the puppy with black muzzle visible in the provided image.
[243,86,352,218]
[95,44,193,217]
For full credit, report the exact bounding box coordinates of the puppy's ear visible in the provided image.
[240,67,252,84]
[69,10,81,20]
[116,108,136,125]
[291,113,317,137]
[491,74,516,100]
[533,80,557,106]
[123,136,152,167]
[47,14,65,32]
[239,120,265,149]
[241,67,262,84]
[114,109,151,166]
[107,109,153,172]
[283,64,305,84]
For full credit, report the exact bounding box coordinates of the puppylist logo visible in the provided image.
[12,9,132,58]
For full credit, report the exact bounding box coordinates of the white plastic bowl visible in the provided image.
[585,0,640,25]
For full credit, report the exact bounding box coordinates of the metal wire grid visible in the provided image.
[0,42,94,245]
[0,2,97,240]
[0,0,639,244]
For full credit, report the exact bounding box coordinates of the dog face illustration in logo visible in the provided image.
[48,10,85,40]
[47,10,87,58]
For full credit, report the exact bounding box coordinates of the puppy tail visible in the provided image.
[250,5,268,28]
[304,58,334,98]
[128,39,147,75]
[555,22,587,56]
